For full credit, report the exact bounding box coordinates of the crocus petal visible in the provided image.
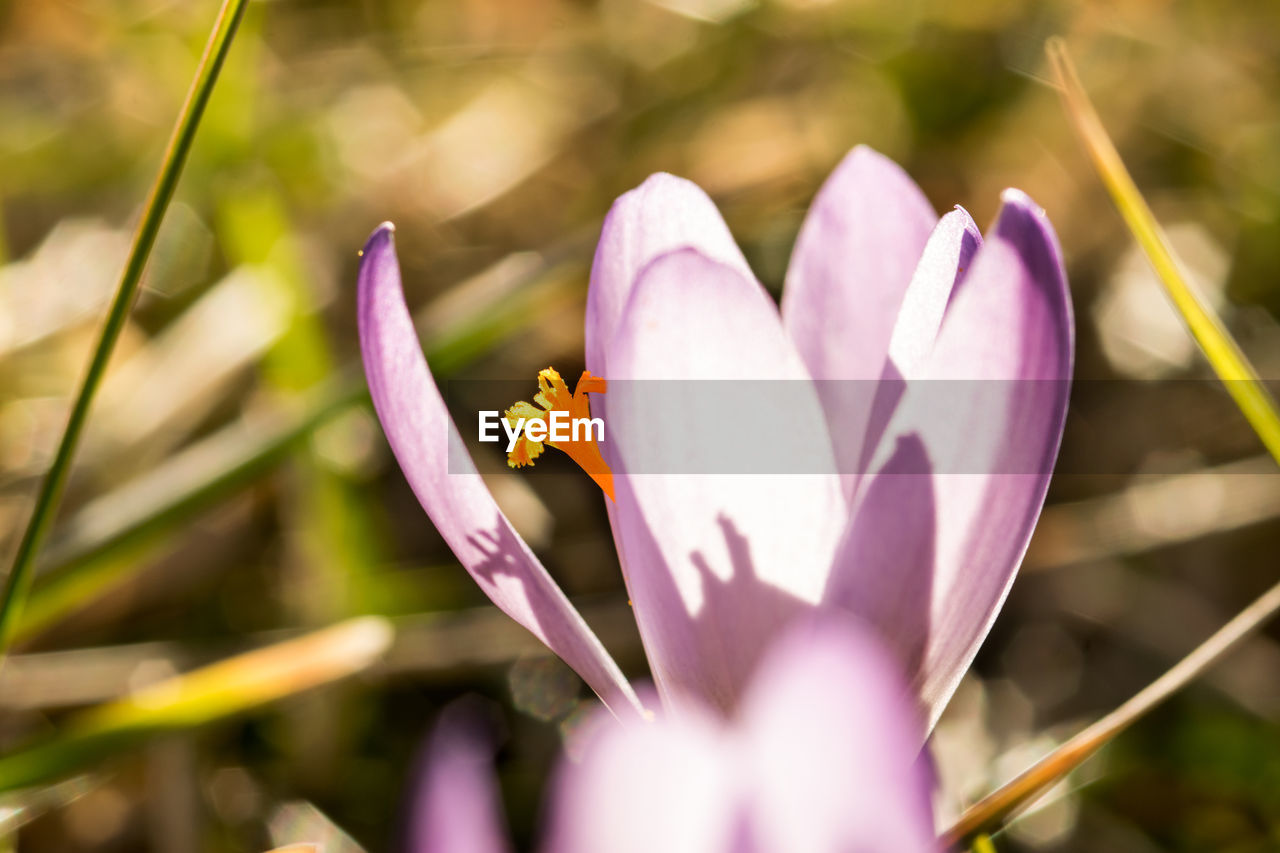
[822,434,936,715]
[850,207,984,494]
[584,174,756,711]
[585,173,752,377]
[604,248,845,712]
[739,618,936,853]
[545,706,737,853]
[546,620,935,853]
[781,146,938,379]
[780,146,937,496]
[820,210,980,688]
[407,704,512,853]
[887,206,982,378]
[865,190,1074,728]
[357,223,641,717]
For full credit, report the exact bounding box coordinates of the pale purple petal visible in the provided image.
[844,207,983,501]
[545,706,737,853]
[780,146,937,497]
[604,248,845,712]
[585,173,752,377]
[357,223,642,717]
[887,206,982,378]
[583,176,759,697]
[822,434,936,709]
[583,175,755,693]
[546,620,935,853]
[407,705,512,853]
[864,190,1074,728]
[819,209,980,690]
[781,146,936,382]
[738,618,936,853]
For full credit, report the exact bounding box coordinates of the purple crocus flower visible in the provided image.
[358,145,1073,726]
[408,620,937,853]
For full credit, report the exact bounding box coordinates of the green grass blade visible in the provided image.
[1046,37,1280,464]
[0,0,252,654]
[0,618,391,792]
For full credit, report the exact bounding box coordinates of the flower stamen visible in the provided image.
[504,367,614,501]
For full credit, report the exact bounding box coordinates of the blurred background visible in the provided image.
[0,0,1278,850]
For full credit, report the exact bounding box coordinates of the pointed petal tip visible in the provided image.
[839,145,925,189]
[636,171,689,189]
[810,138,931,200]
[848,142,886,161]
[996,188,1048,222]
[357,223,402,318]
[937,205,980,233]
[361,221,397,258]
[990,188,1066,274]
[610,172,715,214]
[837,144,910,181]
[599,169,736,245]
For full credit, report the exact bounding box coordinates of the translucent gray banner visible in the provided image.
[444,379,1278,476]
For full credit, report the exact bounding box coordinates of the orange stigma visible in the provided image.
[504,368,615,501]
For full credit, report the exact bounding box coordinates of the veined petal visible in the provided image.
[585,173,752,377]
[865,190,1074,728]
[357,224,642,717]
[407,704,512,853]
[780,146,938,497]
[739,619,936,853]
[603,248,845,712]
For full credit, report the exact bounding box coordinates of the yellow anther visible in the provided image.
[503,400,547,468]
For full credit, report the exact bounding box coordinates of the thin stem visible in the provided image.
[1046,37,1280,464]
[0,0,251,653]
[940,578,1280,845]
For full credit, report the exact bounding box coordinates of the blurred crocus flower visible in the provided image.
[409,620,937,853]
[358,145,1073,725]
